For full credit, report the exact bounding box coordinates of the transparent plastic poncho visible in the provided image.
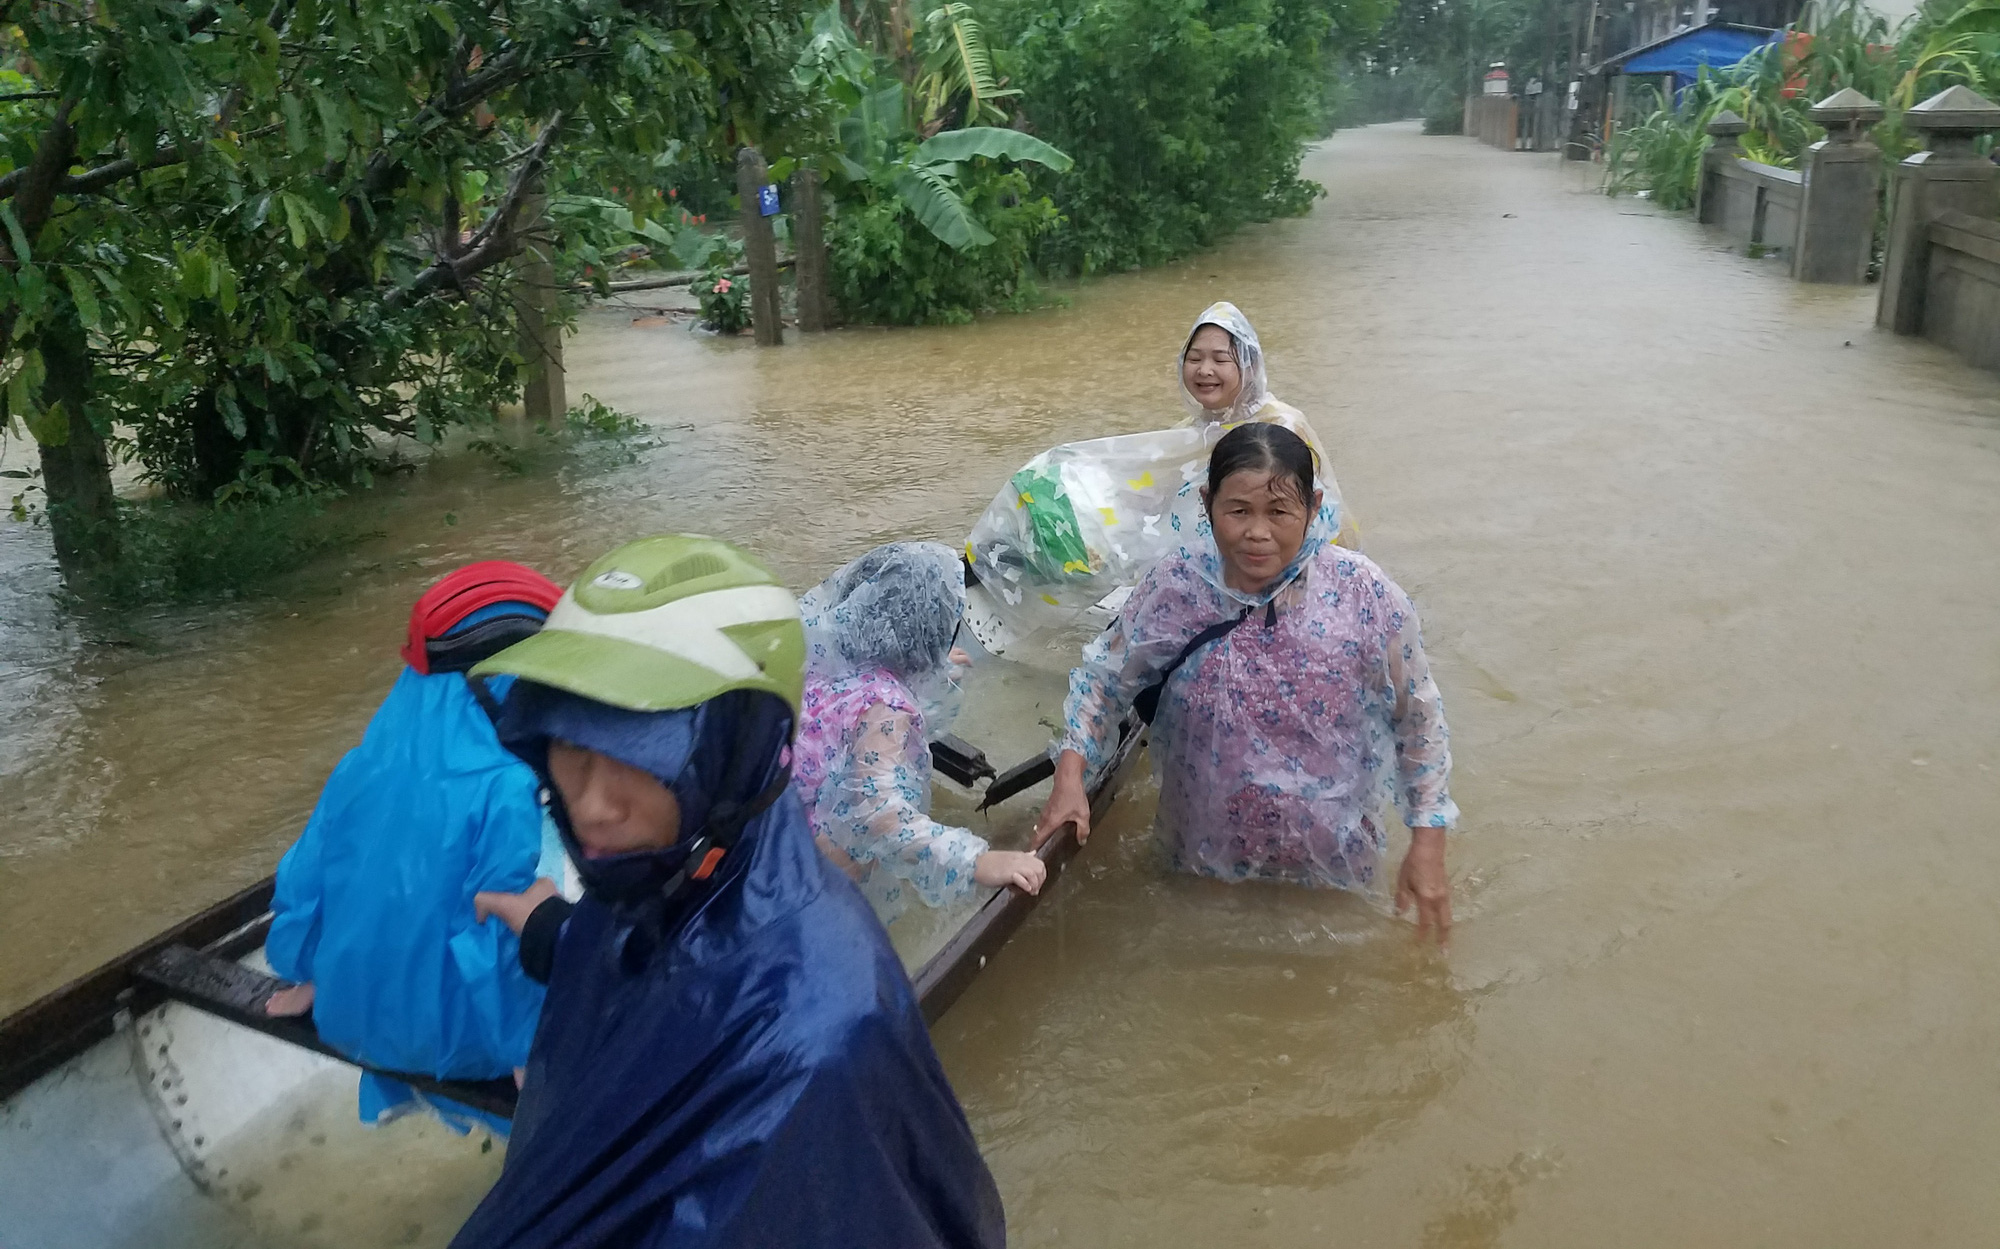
[797,540,968,731]
[792,542,987,917]
[1056,505,1458,891]
[964,302,1354,663]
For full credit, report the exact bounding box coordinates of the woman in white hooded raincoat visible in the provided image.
[964,302,1358,659]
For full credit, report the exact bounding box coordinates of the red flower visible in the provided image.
[715,278,733,293]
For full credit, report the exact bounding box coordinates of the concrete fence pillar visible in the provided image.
[1878,85,2000,334]
[1695,110,1748,225]
[736,146,784,347]
[1793,88,1886,284]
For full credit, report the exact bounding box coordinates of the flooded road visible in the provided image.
[6,119,2000,1245]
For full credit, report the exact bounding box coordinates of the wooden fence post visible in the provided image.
[1878,86,2000,335]
[790,167,833,332]
[515,183,566,423]
[736,147,784,347]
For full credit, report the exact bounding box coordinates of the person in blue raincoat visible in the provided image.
[461,535,1005,1249]
[263,560,564,1128]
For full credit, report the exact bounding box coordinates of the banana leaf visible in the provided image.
[893,166,996,249]
[913,126,1073,171]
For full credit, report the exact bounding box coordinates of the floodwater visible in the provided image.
[4,119,2000,1245]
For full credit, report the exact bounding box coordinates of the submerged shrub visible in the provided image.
[1604,90,1712,211]
[829,165,1061,325]
[1423,87,1465,135]
[83,493,377,605]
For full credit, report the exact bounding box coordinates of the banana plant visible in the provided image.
[803,5,1072,251]
[892,125,1071,248]
[915,3,1019,129]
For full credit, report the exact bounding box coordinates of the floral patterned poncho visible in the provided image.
[791,542,987,917]
[1059,504,1457,889]
[792,669,988,917]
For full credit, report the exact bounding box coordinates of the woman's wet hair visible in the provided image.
[1205,422,1314,512]
[1183,323,1240,361]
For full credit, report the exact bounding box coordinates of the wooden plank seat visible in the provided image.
[133,944,519,1120]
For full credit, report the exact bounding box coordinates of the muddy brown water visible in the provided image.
[5,121,2000,1246]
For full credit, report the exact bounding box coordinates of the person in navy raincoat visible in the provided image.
[264,560,564,1127]
[460,535,1005,1249]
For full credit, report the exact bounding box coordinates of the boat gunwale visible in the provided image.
[913,722,1142,1022]
[0,876,275,1102]
[0,725,1144,1104]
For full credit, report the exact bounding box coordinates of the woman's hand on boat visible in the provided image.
[1395,827,1452,947]
[974,850,1047,895]
[815,834,867,882]
[1033,752,1092,849]
[475,877,561,935]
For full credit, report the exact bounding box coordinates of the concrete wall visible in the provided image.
[1700,155,1804,255]
[1922,211,2000,370]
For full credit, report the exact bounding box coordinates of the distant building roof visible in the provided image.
[1597,21,1781,79]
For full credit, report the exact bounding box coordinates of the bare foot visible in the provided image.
[265,982,316,1017]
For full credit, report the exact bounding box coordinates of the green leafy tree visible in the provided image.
[1,0,812,580]
[988,0,1385,275]
[793,2,1071,320]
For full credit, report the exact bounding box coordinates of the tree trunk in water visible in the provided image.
[736,147,784,348]
[790,168,833,332]
[514,184,568,424]
[35,318,119,573]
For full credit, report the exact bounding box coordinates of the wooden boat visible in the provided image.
[0,719,1141,1248]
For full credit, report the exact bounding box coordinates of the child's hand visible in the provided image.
[475,878,560,935]
[973,850,1046,895]
[949,647,972,668]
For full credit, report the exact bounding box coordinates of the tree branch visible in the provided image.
[0,100,74,212]
[383,113,564,309]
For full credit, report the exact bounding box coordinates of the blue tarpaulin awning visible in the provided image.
[1603,22,1780,86]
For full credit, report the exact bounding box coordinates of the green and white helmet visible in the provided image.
[472,535,805,714]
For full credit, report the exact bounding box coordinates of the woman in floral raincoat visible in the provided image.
[1034,424,1459,941]
[792,541,1046,919]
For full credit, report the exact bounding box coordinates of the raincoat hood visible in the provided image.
[1178,301,1273,425]
[1180,479,1333,607]
[798,541,968,732]
[495,682,792,924]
